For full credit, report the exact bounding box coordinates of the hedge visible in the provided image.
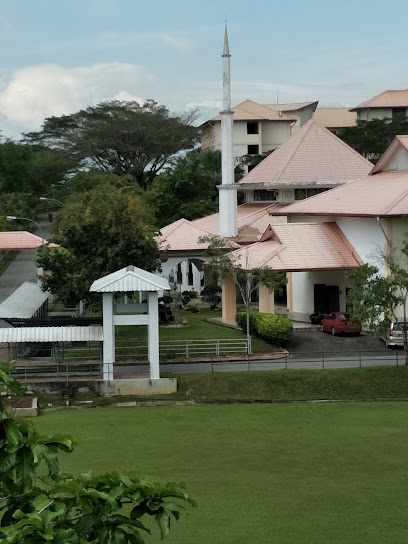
[236,311,293,347]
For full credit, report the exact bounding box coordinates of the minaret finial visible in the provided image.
[223,23,230,57]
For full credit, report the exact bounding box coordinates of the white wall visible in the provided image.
[357,108,392,121]
[385,148,408,170]
[159,256,204,295]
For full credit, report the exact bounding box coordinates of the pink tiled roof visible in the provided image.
[277,171,408,217]
[192,203,287,243]
[208,99,295,123]
[350,89,408,110]
[157,219,214,252]
[228,223,363,271]
[0,231,57,250]
[238,119,372,186]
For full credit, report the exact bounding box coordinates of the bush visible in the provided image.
[201,284,222,310]
[186,299,200,313]
[236,311,293,347]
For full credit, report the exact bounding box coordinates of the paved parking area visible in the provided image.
[288,329,390,354]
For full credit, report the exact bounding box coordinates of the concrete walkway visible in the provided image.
[0,214,54,303]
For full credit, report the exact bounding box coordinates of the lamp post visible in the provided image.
[39,197,63,206]
[6,216,45,244]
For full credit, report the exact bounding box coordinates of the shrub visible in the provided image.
[236,312,293,347]
[201,284,222,310]
[186,299,200,313]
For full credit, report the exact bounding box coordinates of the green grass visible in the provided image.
[35,402,408,544]
[116,309,273,352]
[0,250,18,276]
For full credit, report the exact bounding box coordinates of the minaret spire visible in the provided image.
[218,24,238,238]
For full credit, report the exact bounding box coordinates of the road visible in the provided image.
[0,214,54,303]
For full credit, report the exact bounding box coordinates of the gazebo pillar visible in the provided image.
[148,291,160,379]
[102,293,115,381]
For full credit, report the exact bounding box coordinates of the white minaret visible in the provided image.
[218,25,238,237]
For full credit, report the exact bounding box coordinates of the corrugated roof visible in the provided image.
[0,282,49,318]
[350,89,408,110]
[278,171,408,217]
[90,266,170,293]
[228,223,362,271]
[313,108,356,129]
[209,99,295,123]
[0,231,58,250]
[0,326,103,343]
[238,119,372,186]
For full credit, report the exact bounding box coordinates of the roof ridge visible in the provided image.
[237,99,294,121]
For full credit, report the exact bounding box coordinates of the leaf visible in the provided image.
[4,419,21,446]
[15,447,34,492]
[155,510,170,539]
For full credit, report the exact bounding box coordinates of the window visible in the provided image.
[392,108,406,121]
[247,122,259,134]
[294,188,329,200]
[188,262,193,286]
[254,190,277,201]
[247,144,259,155]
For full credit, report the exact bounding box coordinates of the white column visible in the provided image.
[102,293,115,381]
[148,291,160,380]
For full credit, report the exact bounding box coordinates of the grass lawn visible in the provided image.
[116,309,274,352]
[35,402,408,544]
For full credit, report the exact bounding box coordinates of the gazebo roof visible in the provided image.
[90,265,170,293]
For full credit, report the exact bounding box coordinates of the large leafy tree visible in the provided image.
[338,117,408,163]
[37,185,162,306]
[0,366,195,543]
[24,100,199,190]
[148,149,243,227]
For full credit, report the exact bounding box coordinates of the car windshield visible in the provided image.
[338,313,348,320]
[392,322,407,331]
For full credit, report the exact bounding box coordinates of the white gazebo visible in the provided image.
[90,265,170,382]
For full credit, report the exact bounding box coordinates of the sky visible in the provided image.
[1,0,408,139]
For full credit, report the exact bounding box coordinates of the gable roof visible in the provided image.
[90,266,170,292]
[0,231,58,250]
[350,89,408,111]
[237,119,372,186]
[276,170,408,217]
[228,222,363,271]
[371,135,408,174]
[208,99,295,123]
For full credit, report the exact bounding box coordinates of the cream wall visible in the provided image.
[290,269,349,321]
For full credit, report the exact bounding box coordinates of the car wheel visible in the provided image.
[331,327,336,336]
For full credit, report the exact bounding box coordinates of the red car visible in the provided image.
[321,312,361,336]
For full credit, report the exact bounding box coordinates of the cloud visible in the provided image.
[159,33,193,52]
[0,62,157,137]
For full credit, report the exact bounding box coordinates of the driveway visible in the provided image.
[288,329,389,355]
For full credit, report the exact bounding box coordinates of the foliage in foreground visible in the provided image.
[236,311,293,347]
[0,366,196,543]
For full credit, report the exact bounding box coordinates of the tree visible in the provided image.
[346,242,408,363]
[338,117,408,163]
[199,235,287,350]
[147,149,244,228]
[0,365,196,543]
[0,140,74,196]
[37,185,162,306]
[24,100,199,190]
